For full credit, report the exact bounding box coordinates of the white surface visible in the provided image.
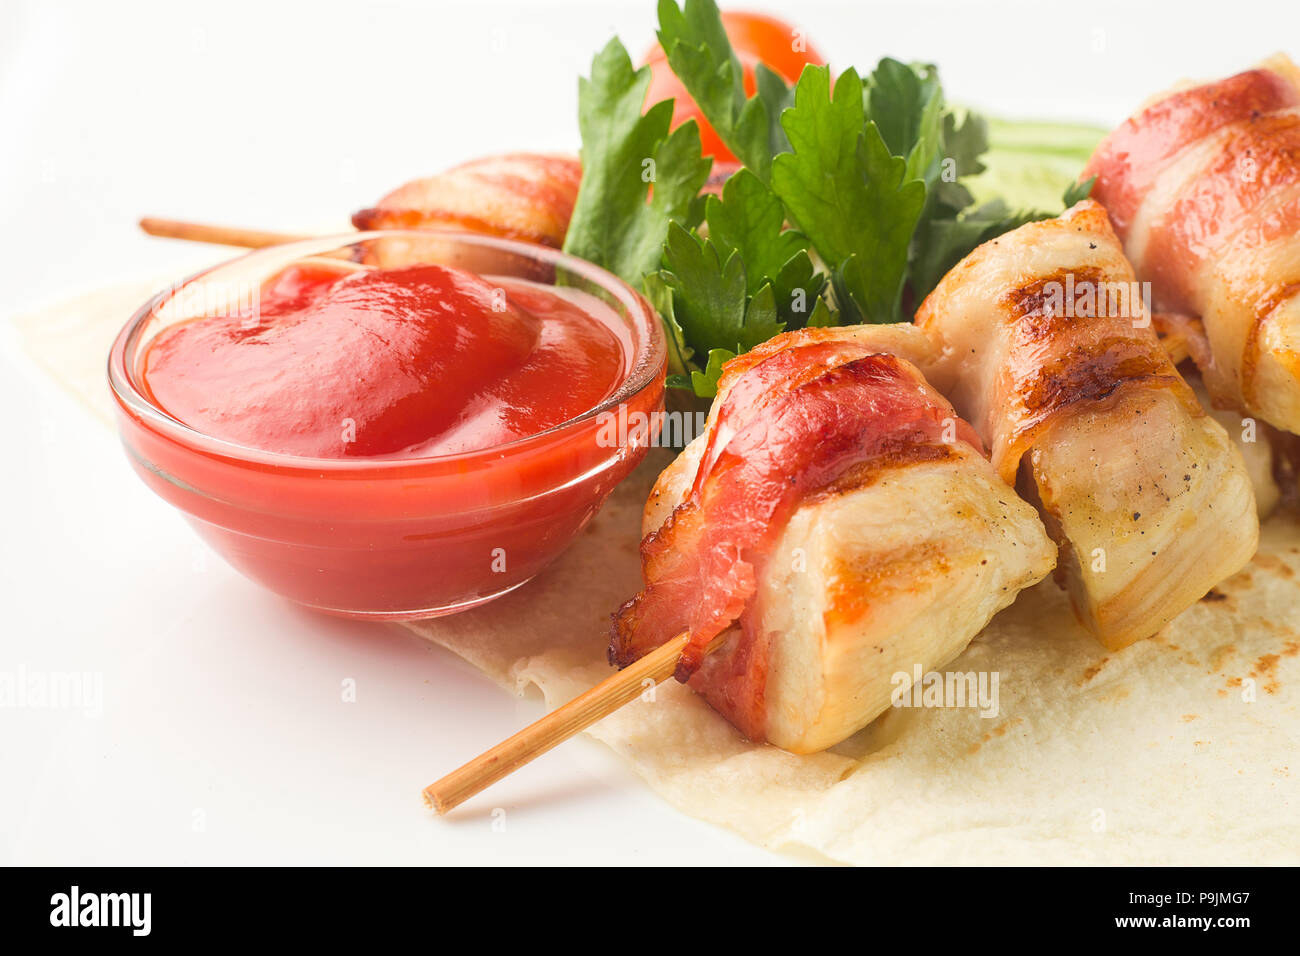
[0,342,784,864]
[2,0,1298,865]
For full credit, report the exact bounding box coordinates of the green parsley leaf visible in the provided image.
[864,58,943,166]
[701,169,826,327]
[562,38,711,286]
[925,111,987,217]
[753,63,795,157]
[1063,174,1097,207]
[660,222,785,355]
[653,168,834,396]
[690,348,735,398]
[771,65,926,324]
[805,295,838,328]
[642,272,694,380]
[702,169,804,293]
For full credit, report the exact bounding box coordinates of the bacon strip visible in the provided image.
[609,343,980,682]
[1082,57,1300,432]
[352,153,582,249]
[1084,67,1300,238]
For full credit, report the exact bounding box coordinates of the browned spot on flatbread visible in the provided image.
[1251,552,1295,578]
[1079,656,1110,684]
[966,717,1023,755]
[988,718,1021,739]
[1223,569,1254,591]
[1251,653,1282,694]
[1208,644,1237,672]
[1181,714,1199,722]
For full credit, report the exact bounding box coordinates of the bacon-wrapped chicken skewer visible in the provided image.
[352,152,582,249]
[1083,56,1300,433]
[916,200,1259,649]
[610,331,1056,753]
[141,152,585,257]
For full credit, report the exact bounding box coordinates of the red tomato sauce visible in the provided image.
[112,255,661,618]
[141,262,631,459]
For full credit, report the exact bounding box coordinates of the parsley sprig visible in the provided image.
[563,0,1093,398]
[562,37,711,284]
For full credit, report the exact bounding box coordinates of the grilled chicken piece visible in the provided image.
[1153,312,1283,517]
[1191,377,1281,518]
[1083,56,1300,433]
[618,334,1055,754]
[352,153,582,248]
[916,200,1259,649]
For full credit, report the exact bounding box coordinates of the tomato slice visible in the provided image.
[643,10,825,162]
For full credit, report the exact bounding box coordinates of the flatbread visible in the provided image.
[15,281,1300,865]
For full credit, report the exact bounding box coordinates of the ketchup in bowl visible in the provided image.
[141,263,632,459]
[109,232,665,619]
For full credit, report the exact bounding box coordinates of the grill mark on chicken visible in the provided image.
[1013,341,1181,420]
[1000,266,1108,336]
[802,441,957,502]
[997,268,1191,428]
[823,540,950,630]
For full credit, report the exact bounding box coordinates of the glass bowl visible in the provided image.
[108,230,665,619]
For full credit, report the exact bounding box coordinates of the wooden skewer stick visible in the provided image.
[425,631,719,815]
[139,217,319,249]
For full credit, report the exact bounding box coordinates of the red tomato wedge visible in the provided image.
[643,10,825,162]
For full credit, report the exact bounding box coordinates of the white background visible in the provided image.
[2,0,1297,864]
